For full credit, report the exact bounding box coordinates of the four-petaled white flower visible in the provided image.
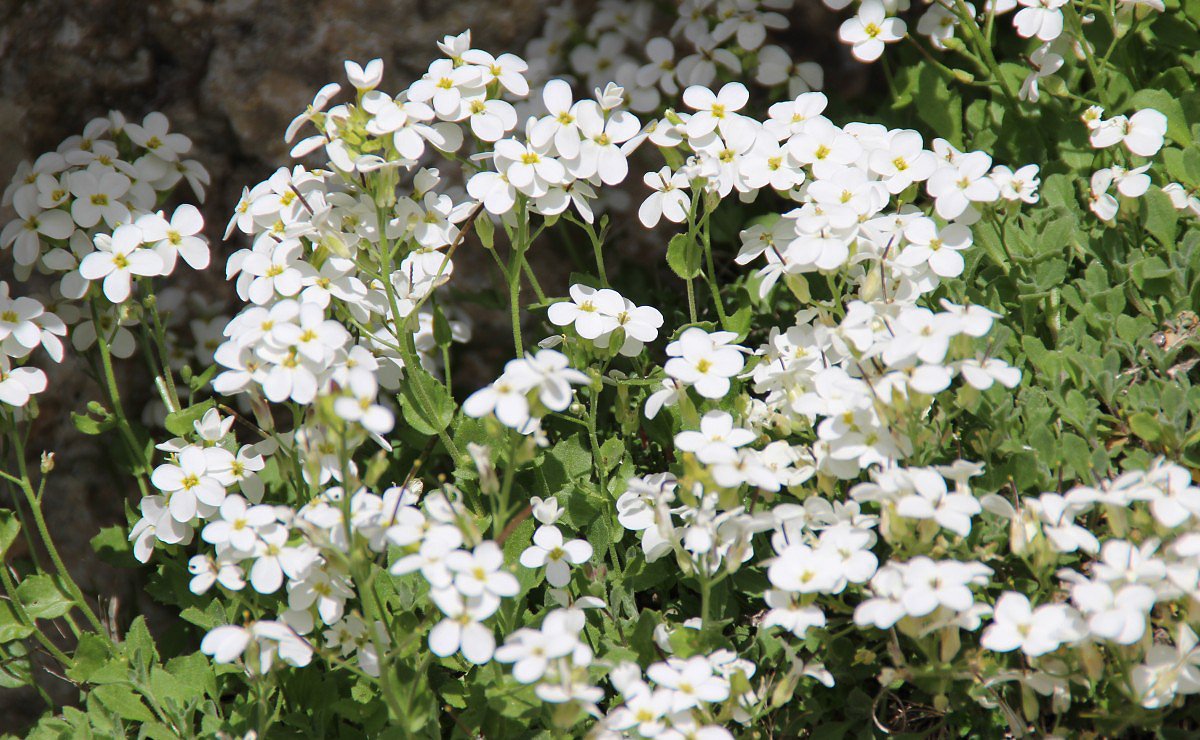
[79,224,163,303]
[519,525,593,587]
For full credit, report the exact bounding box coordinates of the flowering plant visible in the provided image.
[3,1,1200,737]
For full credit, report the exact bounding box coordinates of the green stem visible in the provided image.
[1064,4,1111,109]
[493,431,520,538]
[951,0,1044,146]
[587,385,607,497]
[89,300,151,497]
[564,213,609,288]
[372,208,462,463]
[591,235,608,288]
[699,568,712,629]
[7,427,109,639]
[522,259,547,304]
[700,211,729,328]
[352,561,406,721]
[145,295,182,413]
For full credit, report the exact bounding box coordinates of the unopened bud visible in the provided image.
[40,452,55,474]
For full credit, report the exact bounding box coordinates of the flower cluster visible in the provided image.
[5,1,1200,737]
[0,112,212,365]
[0,282,65,408]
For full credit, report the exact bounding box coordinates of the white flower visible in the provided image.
[646,656,730,714]
[68,168,131,228]
[839,0,907,63]
[664,328,746,399]
[125,111,193,162]
[494,138,566,193]
[1069,580,1154,644]
[1013,0,1068,41]
[768,544,841,593]
[288,567,354,625]
[897,218,972,278]
[461,49,529,96]
[428,587,499,665]
[982,592,1083,656]
[1089,168,1119,221]
[285,82,342,143]
[573,102,640,185]
[137,204,210,273]
[389,530,463,588]
[200,624,252,664]
[79,225,164,303]
[547,284,623,340]
[517,349,590,413]
[530,496,564,525]
[446,541,520,599]
[187,554,244,595]
[408,58,483,119]
[463,95,518,142]
[990,164,1041,203]
[201,621,312,672]
[495,612,579,684]
[333,369,394,435]
[894,468,982,537]
[531,80,585,159]
[519,525,593,587]
[151,446,228,522]
[675,410,756,465]
[644,378,684,419]
[1131,624,1200,709]
[344,58,384,91]
[0,357,47,408]
[1090,109,1168,157]
[463,371,533,428]
[870,129,936,194]
[926,152,1000,220]
[682,82,749,139]
[762,590,827,638]
[0,189,75,266]
[201,495,273,551]
[1019,43,1064,102]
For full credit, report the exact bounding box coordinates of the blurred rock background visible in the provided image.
[0,0,856,728]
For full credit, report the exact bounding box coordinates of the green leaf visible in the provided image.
[1061,433,1094,481]
[598,437,625,475]
[432,304,454,349]
[666,233,702,280]
[17,574,73,620]
[124,616,159,671]
[165,652,217,700]
[66,632,115,683]
[915,64,963,148]
[91,684,155,723]
[1142,187,1179,247]
[90,525,134,567]
[475,212,495,249]
[0,510,19,559]
[1129,412,1163,443]
[164,399,217,437]
[0,601,33,643]
[397,365,454,437]
[71,411,115,436]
